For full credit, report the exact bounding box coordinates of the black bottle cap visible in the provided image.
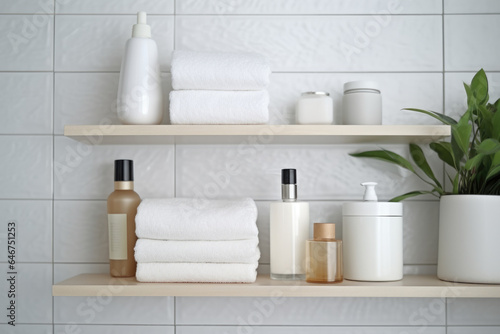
[281,169,296,185]
[114,160,134,181]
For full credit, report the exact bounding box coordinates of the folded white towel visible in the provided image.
[134,238,260,263]
[136,262,258,283]
[135,198,259,241]
[171,50,271,91]
[169,90,269,125]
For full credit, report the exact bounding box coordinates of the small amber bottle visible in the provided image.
[306,223,343,283]
[107,160,141,277]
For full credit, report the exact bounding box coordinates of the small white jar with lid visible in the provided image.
[296,92,334,125]
[342,81,382,125]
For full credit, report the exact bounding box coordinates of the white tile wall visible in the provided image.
[56,0,174,14]
[0,263,52,323]
[55,15,174,72]
[177,326,445,334]
[176,297,445,325]
[0,200,52,262]
[55,263,109,283]
[54,297,174,325]
[54,200,108,262]
[176,15,442,72]
[54,137,175,200]
[444,0,500,14]
[1,0,499,332]
[0,73,52,134]
[177,0,442,15]
[445,15,500,71]
[447,299,500,325]
[0,136,52,199]
[403,201,439,264]
[176,144,442,201]
[0,324,52,334]
[54,73,172,134]
[0,0,53,14]
[0,15,53,71]
[54,325,175,334]
[448,328,500,334]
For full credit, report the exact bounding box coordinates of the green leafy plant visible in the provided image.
[351,69,500,201]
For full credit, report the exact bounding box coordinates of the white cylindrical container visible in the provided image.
[342,81,382,125]
[296,92,334,124]
[342,182,403,281]
[117,12,163,125]
[270,169,310,280]
[438,195,500,284]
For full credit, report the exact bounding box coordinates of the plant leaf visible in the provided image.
[494,98,500,111]
[492,109,500,140]
[389,191,435,202]
[452,110,472,156]
[476,138,500,155]
[486,165,500,181]
[485,151,500,181]
[492,151,500,166]
[402,108,457,125]
[389,191,430,202]
[350,150,416,173]
[453,172,460,193]
[465,153,484,170]
[471,68,489,105]
[430,141,456,169]
[409,143,442,188]
[464,83,473,107]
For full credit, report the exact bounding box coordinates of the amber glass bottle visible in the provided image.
[306,223,343,283]
[107,160,141,277]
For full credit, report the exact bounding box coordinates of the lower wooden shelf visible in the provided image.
[52,274,500,298]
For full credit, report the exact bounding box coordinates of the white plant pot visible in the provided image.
[438,195,500,284]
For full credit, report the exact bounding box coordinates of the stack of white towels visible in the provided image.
[135,197,260,283]
[169,50,271,124]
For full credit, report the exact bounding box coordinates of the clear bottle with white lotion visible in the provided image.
[270,169,310,280]
[117,12,163,125]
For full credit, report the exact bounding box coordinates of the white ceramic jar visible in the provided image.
[438,195,500,284]
[342,81,382,125]
[342,182,403,281]
[296,92,334,124]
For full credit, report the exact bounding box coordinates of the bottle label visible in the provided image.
[108,214,127,260]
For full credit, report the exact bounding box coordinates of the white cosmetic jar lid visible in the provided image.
[301,91,330,97]
[343,202,402,216]
[343,81,380,94]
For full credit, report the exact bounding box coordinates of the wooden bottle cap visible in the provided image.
[313,223,336,241]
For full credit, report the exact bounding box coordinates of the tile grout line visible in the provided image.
[173,2,177,331]
[444,2,447,331]
[3,70,499,74]
[442,0,447,192]
[173,0,177,201]
[52,0,56,333]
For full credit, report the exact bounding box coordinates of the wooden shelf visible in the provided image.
[53,274,500,298]
[64,125,450,145]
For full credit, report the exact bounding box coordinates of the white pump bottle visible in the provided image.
[342,182,403,281]
[117,12,163,125]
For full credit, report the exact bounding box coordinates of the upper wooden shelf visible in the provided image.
[53,274,500,298]
[63,125,450,145]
